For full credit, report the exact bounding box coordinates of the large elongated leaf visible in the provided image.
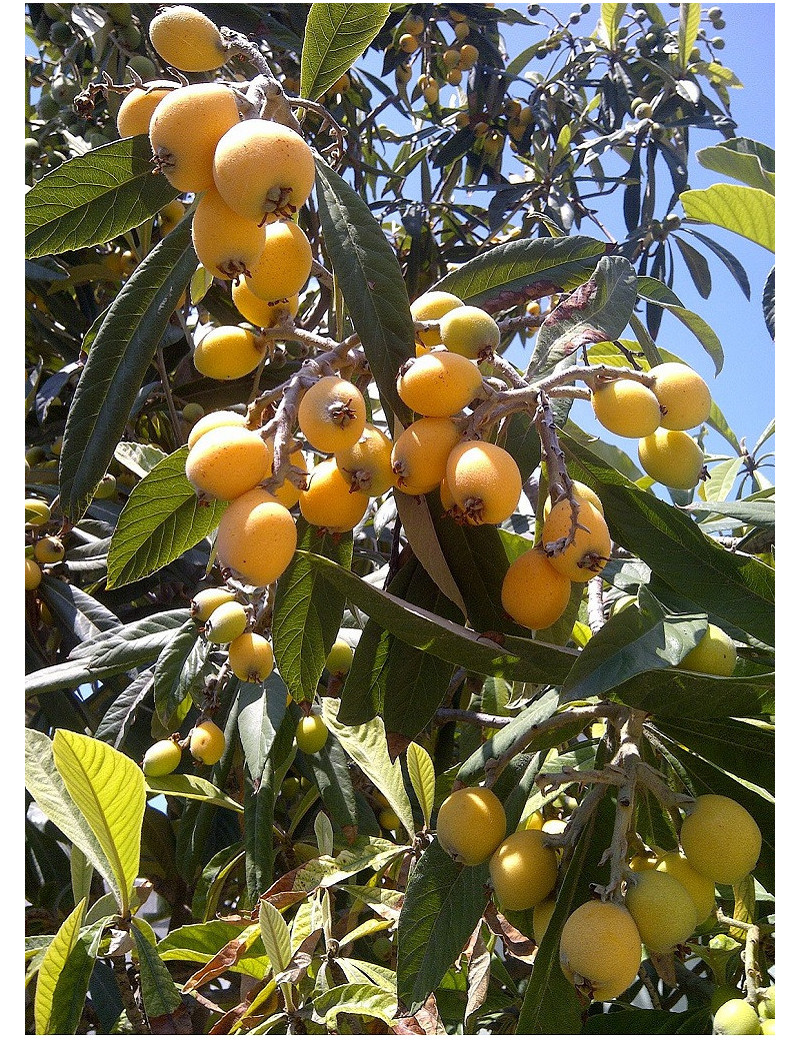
[272,521,352,702]
[59,218,197,522]
[678,3,701,69]
[25,730,119,902]
[315,159,414,424]
[681,184,775,252]
[52,730,146,916]
[314,983,398,1029]
[300,4,391,101]
[130,919,185,1024]
[654,717,774,795]
[636,277,724,373]
[530,255,638,376]
[434,235,605,310]
[258,900,291,973]
[396,840,489,1014]
[299,552,578,683]
[560,431,774,646]
[34,897,88,1035]
[696,138,775,194]
[107,448,226,588]
[25,138,178,259]
[145,774,243,813]
[153,619,202,728]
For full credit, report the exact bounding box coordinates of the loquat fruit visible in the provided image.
[391,416,461,496]
[559,900,642,1001]
[649,362,712,430]
[150,83,239,193]
[638,429,704,489]
[191,186,266,280]
[296,714,329,754]
[34,536,65,565]
[489,829,559,911]
[25,558,43,591]
[26,498,51,526]
[397,352,483,417]
[187,409,247,450]
[439,305,501,358]
[541,497,611,582]
[680,794,761,885]
[228,631,274,682]
[215,488,298,587]
[261,436,306,509]
[501,546,572,630]
[185,425,271,501]
[678,623,736,676]
[244,220,313,303]
[654,850,717,923]
[142,738,182,778]
[543,481,603,521]
[625,868,698,953]
[193,325,267,381]
[148,5,228,72]
[335,423,395,496]
[445,440,522,525]
[591,377,662,438]
[205,600,248,644]
[325,637,354,676]
[213,119,316,225]
[116,86,170,139]
[436,786,507,866]
[299,457,370,532]
[410,290,464,348]
[190,719,226,765]
[712,998,761,1035]
[232,282,299,329]
[298,376,367,455]
[533,898,557,944]
[190,586,236,623]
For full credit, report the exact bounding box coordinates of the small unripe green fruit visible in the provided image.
[712,998,761,1035]
[93,474,117,500]
[325,638,354,677]
[26,499,51,526]
[205,601,248,644]
[679,624,736,676]
[379,809,401,830]
[680,794,761,885]
[191,586,236,623]
[758,986,775,1020]
[436,786,506,866]
[190,719,226,765]
[710,985,745,1015]
[410,291,464,349]
[489,829,558,911]
[142,738,182,777]
[34,536,65,564]
[25,558,43,591]
[182,402,205,424]
[296,714,329,754]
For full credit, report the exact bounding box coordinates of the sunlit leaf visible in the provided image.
[681,184,774,252]
[301,4,390,101]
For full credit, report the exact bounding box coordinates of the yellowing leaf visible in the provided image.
[34,898,87,1035]
[405,742,435,830]
[52,731,146,916]
[681,184,774,252]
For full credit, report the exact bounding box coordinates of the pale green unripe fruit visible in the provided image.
[142,738,182,777]
[438,305,501,358]
[638,429,704,489]
[445,440,522,525]
[205,601,248,644]
[559,901,642,1001]
[325,638,354,677]
[94,474,118,500]
[712,998,761,1035]
[679,624,737,676]
[190,719,226,765]
[625,869,697,953]
[758,986,775,1020]
[25,558,43,591]
[591,378,662,438]
[649,362,712,430]
[182,403,205,424]
[410,291,464,348]
[34,536,65,564]
[436,787,506,866]
[26,498,51,526]
[191,587,237,623]
[680,794,761,885]
[397,352,483,417]
[654,850,716,922]
[228,632,274,682]
[489,829,558,911]
[296,714,329,754]
[759,1019,776,1035]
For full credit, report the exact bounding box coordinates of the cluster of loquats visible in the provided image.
[434,781,762,1007]
[393,8,481,101]
[589,361,712,491]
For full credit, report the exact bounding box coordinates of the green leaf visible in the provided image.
[516,796,616,1033]
[583,1007,713,1033]
[321,699,415,840]
[599,3,626,49]
[678,3,700,69]
[258,900,291,973]
[561,588,708,703]
[530,256,638,376]
[153,618,202,728]
[695,138,775,194]
[636,277,725,374]
[52,730,146,917]
[157,921,268,977]
[434,235,605,310]
[130,918,184,1021]
[703,456,744,504]
[681,184,775,252]
[25,138,178,259]
[298,552,578,683]
[654,717,773,795]
[406,742,435,830]
[25,730,119,904]
[237,672,291,783]
[315,159,414,424]
[145,773,243,812]
[396,840,489,1014]
[34,898,88,1035]
[300,4,391,101]
[614,668,774,720]
[272,520,352,702]
[683,499,775,527]
[313,983,398,1029]
[59,218,196,522]
[674,235,712,299]
[296,737,359,834]
[107,448,226,589]
[560,430,774,646]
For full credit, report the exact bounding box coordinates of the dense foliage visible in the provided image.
[25,3,774,1035]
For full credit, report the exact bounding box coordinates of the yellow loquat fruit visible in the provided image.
[439,305,501,358]
[445,440,522,525]
[189,719,226,765]
[397,351,483,417]
[244,221,313,303]
[228,631,274,682]
[148,4,228,72]
[649,362,712,430]
[591,377,662,438]
[489,829,559,911]
[559,900,642,1001]
[232,282,299,329]
[191,186,266,280]
[334,423,395,496]
[541,498,611,582]
[410,291,464,348]
[185,425,271,501]
[187,409,247,450]
[390,416,461,496]
[625,868,698,953]
[638,429,704,489]
[436,786,507,866]
[297,376,367,455]
[299,457,370,532]
[501,546,572,630]
[215,488,298,587]
[680,794,761,885]
[193,325,267,381]
[150,83,239,193]
[116,86,170,139]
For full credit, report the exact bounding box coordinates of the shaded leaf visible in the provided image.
[145,774,243,813]
[636,277,724,374]
[131,919,184,1022]
[153,619,202,728]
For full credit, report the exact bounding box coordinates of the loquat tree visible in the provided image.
[25,2,774,1035]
